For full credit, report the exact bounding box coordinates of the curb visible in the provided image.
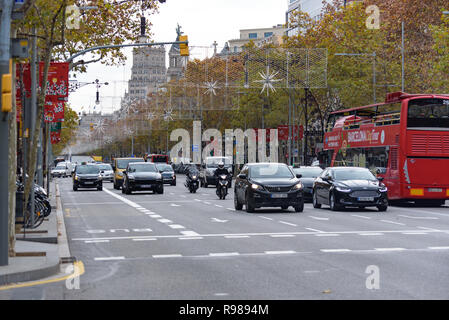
[0,182,71,287]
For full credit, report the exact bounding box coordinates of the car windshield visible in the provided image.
[294,168,323,178]
[117,158,144,169]
[56,163,66,168]
[206,158,232,168]
[76,166,100,174]
[128,164,157,173]
[156,164,173,172]
[250,164,295,179]
[98,164,112,171]
[333,169,376,181]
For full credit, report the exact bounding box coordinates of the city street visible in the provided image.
[1,175,449,300]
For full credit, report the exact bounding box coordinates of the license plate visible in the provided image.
[84,182,94,185]
[141,185,153,188]
[358,197,374,202]
[271,193,288,198]
[428,188,442,193]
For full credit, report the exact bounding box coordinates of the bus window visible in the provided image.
[407,98,449,128]
[334,147,389,174]
[375,103,401,126]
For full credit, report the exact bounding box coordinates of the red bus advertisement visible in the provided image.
[145,154,169,164]
[320,92,449,205]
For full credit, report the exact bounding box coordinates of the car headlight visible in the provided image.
[117,172,124,177]
[336,186,352,193]
[292,182,303,190]
[74,175,79,181]
[251,184,263,191]
[192,175,197,179]
[379,186,388,192]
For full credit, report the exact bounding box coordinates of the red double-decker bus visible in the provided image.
[320,92,449,206]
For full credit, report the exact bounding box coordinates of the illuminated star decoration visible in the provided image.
[104,136,113,145]
[147,112,156,120]
[124,127,134,137]
[204,80,220,96]
[93,119,106,134]
[253,65,283,96]
[163,108,174,121]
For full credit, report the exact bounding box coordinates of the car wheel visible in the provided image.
[234,193,243,211]
[281,205,288,210]
[294,201,304,213]
[312,190,321,209]
[204,182,208,188]
[73,186,78,191]
[329,192,342,211]
[171,181,176,186]
[97,186,103,191]
[377,205,388,212]
[114,182,119,190]
[156,185,164,194]
[245,193,255,213]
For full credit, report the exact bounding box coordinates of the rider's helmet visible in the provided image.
[218,161,225,170]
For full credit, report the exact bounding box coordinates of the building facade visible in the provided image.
[285,0,333,37]
[166,25,188,82]
[227,25,287,54]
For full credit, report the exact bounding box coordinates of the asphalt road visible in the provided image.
[2,176,449,300]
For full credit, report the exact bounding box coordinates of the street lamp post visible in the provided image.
[335,52,377,104]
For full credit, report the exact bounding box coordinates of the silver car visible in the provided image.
[98,163,114,182]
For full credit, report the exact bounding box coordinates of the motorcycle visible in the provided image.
[185,174,199,193]
[216,174,229,200]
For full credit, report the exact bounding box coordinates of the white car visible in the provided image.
[51,162,71,178]
[98,163,114,182]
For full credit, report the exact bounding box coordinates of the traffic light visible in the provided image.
[179,35,189,57]
[1,60,12,113]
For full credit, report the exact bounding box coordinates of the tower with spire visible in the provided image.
[167,24,188,82]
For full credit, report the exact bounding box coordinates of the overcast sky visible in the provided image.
[68,0,289,115]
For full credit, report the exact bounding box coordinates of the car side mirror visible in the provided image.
[322,176,330,182]
[238,173,247,179]
[296,174,302,179]
[123,170,127,174]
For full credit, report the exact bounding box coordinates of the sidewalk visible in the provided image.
[0,181,70,286]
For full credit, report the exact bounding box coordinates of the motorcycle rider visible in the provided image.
[186,164,200,186]
[214,161,230,187]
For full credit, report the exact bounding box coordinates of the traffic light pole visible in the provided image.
[0,0,14,266]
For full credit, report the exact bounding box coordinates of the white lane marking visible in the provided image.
[279,221,297,227]
[169,193,175,195]
[211,218,228,223]
[359,233,384,236]
[194,199,201,202]
[381,220,406,226]
[181,231,200,236]
[215,204,223,208]
[85,240,110,243]
[393,206,449,218]
[170,203,181,207]
[305,228,324,233]
[351,214,371,220]
[214,293,229,296]
[158,219,173,224]
[168,224,185,229]
[320,249,351,253]
[153,254,182,258]
[374,248,406,252]
[203,202,211,205]
[102,188,142,208]
[417,226,441,231]
[270,234,295,238]
[72,229,449,241]
[179,237,204,240]
[265,250,296,255]
[309,216,329,221]
[259,216,273,221]
[304,270,320,274]
[224,235,250,239]
[315,234,340,237]
[428,246,449,250]
[181,195,187,198]
[209,252,240,257]
[132,238,157,241]
[402,232,428,235]
[226,208,236,211]
[398,215,439,220]
[149,215,162,218]
[94,257,125,261]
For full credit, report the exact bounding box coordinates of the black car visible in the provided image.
[234,163,304,213]
[156,163,176,186]
[73,164,102,191]
[122,162,164,195]
[292,166,323,201]
[312,167,388,211]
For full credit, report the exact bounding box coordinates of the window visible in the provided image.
[264,32,273,38]
[248,33,258,39]
[334,147,389,175]
[407,98,449,129]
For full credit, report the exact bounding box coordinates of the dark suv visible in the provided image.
[73,164,102,191]
[122,162,164,194]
